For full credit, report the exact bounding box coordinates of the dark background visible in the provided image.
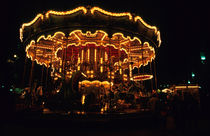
[1,0,210,89]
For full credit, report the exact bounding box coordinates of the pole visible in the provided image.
[29,61,35,91]
[41,65,44,86]
[21,55,27,88]
[153,60,158,90]
[45,64,49,92]
[141,43,144,92]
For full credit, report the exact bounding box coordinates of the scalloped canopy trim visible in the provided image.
[20,6,161,46]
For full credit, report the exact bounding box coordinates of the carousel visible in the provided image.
[20,6,161,113]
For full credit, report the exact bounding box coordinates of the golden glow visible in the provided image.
[101,103,108,113]
[20,7,161,50]
[134,16,157,32]
[157,31,162,47]
[123,74,128,81]
[78,57,80,64]
[81,95,85,105]
[101,108,104,113]
[129,64,132,79]
[25,30,154,68]
[105,103,108,111]
[100,66,103,73]
[25,40,48,67]
[81,72,87,77]
[94,49,97,62]
[77,66,80,71]
[87,48,90,62]
[101,33,107,41]
[105,52,108,62]
[91,7,132,20]
[120,68,122,74]
[162,89,173,93]
[59,68,62,73]
[108,76,115,79]
[175,86,200,89]
[46,6,87,18]
[100,57,103,64]
[74,33,81,41]
[25,29,157,77]
[81,49,84,63]
[133,75,153,81]
[79,80,113,87]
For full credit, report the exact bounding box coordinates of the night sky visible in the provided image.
[1,0,210,88]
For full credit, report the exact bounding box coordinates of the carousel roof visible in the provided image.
[20,6,161,47]
[20,6,161,74]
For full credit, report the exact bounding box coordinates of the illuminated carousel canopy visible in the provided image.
[20,6,161,81]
